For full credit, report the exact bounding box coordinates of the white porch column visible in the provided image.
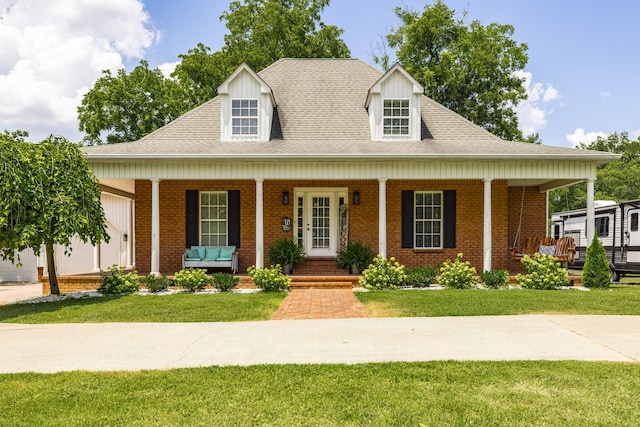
[378,178,387,258]
[92,245,101,272]
[255,179,264,268]
[483,179,493,272]
[150,179,160,276]
[125,198,134,269]
[586,178,595,244]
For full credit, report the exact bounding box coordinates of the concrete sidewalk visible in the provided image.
[1,315,639,373]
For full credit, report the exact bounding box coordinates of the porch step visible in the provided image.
[293,258,348,276]
[289,281,353,289]
[237,274,360,289]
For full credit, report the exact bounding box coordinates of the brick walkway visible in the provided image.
[272,289,369,320]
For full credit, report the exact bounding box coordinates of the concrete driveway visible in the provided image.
[0,282,41,305]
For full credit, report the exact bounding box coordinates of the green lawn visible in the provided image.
[0,292,285,323]
[1,361,639,426]
[3,286,640,323]
[356,285,640,317]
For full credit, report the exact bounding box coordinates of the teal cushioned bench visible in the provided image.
[182,246,238,273]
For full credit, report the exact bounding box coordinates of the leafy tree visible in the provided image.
[582,235,610,288]
[173,0,350,108]
[78,60,187,145]
[0,131,109,294]
[549,132,640,214]
[378,0,529,141]
[79,1,350,144]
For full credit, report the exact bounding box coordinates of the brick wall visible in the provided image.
[507,186,548,273]
[134,179,545,274]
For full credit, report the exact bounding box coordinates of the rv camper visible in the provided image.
[551,200,640,281]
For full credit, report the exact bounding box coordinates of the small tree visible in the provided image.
[0,131,109,294]
[582,235,611,288]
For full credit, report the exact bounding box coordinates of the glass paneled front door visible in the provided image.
[296,191,339,257]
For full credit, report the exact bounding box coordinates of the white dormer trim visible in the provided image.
[366,63,424,142]
[219,63,275,142]
[218,63,276,104]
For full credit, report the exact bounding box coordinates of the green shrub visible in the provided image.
[335,241,376,272]
[212,272,240,292]
[141,274,171,293]
[516,253,568,290]
[480,269,510,289]
[267,237,306,271]
[582,236,610,288]
[404,265,438,288]
[247,265,290,292]
[173,268,213,292]
[438,253,479,289]
[98,265,140,295]
[359,255,407,290]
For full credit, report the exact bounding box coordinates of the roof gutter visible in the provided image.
[86,152,620,164]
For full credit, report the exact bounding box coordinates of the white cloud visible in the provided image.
[158,61,179,78]
[566,128,608,147]
[0,0,159,142]
[513,70,560,137]
[631,129,640,140]
[598,91,611,100]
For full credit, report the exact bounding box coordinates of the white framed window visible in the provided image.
[231,99,258,135]
[200,191,228,246]
[415,191,442,249]
[383,99,410,136]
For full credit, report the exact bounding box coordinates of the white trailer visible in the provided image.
[551,200,640,281]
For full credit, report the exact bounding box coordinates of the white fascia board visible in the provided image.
[86,152,618,163]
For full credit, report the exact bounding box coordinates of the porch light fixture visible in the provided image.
[353,191,360,205]
[282,191,289,205]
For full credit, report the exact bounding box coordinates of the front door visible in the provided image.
[295,189,344,257]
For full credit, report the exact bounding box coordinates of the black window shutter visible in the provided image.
[443,190,456,248]
[228,190,241,247]
[185,190,199,247]
[401,190,414,248]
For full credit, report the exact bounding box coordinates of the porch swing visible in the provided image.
[509,186,577,264]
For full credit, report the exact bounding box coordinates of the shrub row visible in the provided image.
[98,265,240,295]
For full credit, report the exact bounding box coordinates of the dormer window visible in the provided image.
[383,99,410,136]
[218,63,275,142]
[232,99,258,135]
[366,63,424,142]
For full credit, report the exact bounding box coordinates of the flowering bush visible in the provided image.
[359,255,407,290]
[98,265,140,295]
[516,253,568,290]
[437,253,478,289]
[247,265,290,292]
[173,268,213,292]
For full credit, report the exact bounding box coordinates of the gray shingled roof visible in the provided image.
[84,58,617,163]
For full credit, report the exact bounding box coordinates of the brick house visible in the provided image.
[84,59,616,276]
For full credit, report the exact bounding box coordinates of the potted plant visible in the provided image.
[267,237,306,274]
[335,241,376,274]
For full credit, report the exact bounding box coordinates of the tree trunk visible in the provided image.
[46,242,60,295]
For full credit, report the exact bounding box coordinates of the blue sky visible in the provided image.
[2,0,639,147]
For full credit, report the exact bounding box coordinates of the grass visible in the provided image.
[4,286,640,323]
[356,285,640,318]
[1,361,639,426]
[0,292,286,323]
